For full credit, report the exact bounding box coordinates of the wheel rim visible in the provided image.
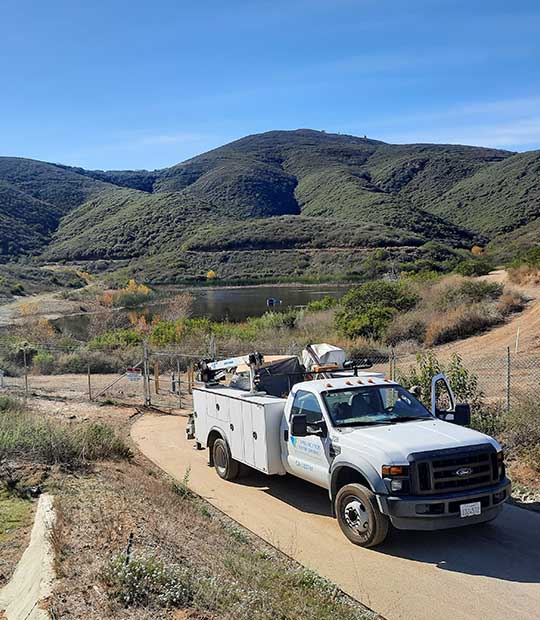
[214,443,227,475]
[341,494,372,541]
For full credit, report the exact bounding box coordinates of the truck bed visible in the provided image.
[193,385,287,475]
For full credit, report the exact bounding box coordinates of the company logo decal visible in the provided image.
[455,467,473,477]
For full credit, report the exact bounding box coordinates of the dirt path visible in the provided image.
[132,414,540,620]
[0,291,80,327]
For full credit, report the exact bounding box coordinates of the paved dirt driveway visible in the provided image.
[132,413,540,620]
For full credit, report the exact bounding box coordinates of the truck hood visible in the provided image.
[337,418,500,463]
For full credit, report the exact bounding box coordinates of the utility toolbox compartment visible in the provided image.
[193,386,286,475]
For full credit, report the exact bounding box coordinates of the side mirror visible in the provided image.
[453,403,471,426]
[436,403,471,426]
[291,414,308,437]
[307,421,328,438]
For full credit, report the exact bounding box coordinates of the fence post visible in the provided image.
[506,346,511,414]
[23,347,29,400]
[389,347,397,381]
[154,361,160,394]
[177,358,182,410]
[87,363,92,401]
[142,340,151,406]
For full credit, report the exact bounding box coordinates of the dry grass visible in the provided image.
[50,461,377,620]
[508,265,540,286]
[386,275,526,347]
[423,303,502,346]
[0,398,132,466]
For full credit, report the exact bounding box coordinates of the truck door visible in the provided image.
[284,390,331,488]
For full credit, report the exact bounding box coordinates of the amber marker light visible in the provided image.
[382,465,407,477]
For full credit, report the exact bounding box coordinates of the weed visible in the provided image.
[101,553,193,608]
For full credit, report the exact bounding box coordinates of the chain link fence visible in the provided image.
[0,340,538,412]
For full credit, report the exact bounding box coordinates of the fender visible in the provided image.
[329,458,387,501]
[206,425,230,466]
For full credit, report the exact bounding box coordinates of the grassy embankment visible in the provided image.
[0,395,377,619]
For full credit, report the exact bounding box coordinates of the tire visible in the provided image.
[335,483,389,547]
[212,438,240,481]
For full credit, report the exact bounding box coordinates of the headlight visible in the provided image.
[382,465,410,494]
[390,479,403,492]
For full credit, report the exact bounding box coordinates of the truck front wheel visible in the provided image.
[212,438,240,481]
[335,483,389,547]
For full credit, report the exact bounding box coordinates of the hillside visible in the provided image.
[428,150,540,238]
[0,157,115,256]
[0,129,538,283]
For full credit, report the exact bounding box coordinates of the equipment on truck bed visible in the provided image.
[197,352,264,392]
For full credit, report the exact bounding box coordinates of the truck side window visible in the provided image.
[291,391,324,424]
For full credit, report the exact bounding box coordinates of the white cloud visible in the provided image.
[348,95,540,150]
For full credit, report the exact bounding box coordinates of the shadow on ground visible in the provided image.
[238,468,540,584]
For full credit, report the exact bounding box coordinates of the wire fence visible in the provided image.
[0,340,539,412]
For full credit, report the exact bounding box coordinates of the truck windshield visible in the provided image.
[322,385,433,427]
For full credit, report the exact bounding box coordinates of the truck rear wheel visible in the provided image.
[335,483,389,547]
[212,438,240,481]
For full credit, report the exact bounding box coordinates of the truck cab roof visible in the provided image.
[293,373,391,395]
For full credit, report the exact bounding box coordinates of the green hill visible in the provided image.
[0,130,538,284]
[0,157,115,257]
[427,150,540,237]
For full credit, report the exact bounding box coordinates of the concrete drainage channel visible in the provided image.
[0,494,55,620]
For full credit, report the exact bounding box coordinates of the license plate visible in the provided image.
[460,501,481,517]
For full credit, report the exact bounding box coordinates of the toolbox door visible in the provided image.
[242,401,255,467]
[251,405,269,472]
[228,400,245,462]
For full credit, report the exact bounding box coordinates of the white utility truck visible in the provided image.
[187,347,510,547]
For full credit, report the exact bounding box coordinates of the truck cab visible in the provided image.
[189,350,510,548]
[279,375,510,546]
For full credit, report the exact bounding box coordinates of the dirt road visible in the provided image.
[132,414,540,620]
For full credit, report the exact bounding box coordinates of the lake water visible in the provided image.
[53,283,349,338]
[186,284,347,321]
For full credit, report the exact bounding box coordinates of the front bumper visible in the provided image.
[377,477,511,531]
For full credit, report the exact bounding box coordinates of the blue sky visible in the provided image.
[1,0,539,169]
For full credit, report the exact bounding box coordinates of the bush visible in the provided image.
[455,256,494,276]
[33,351,56,374]
[0,395,24,413]
[306,295,339,312]
[431,278,502,310]
[0,406,132,465]
[89,329,142,350]
[335,280,418,340]
[398,351,484,413]
[385,275,517,347]
[10,282,25,295]
[508,246,540,270]
[501,396,540,464]
[424,304,501,346]
[101,554,193,608]
[384,314,427,346]
[507,265,540,286]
